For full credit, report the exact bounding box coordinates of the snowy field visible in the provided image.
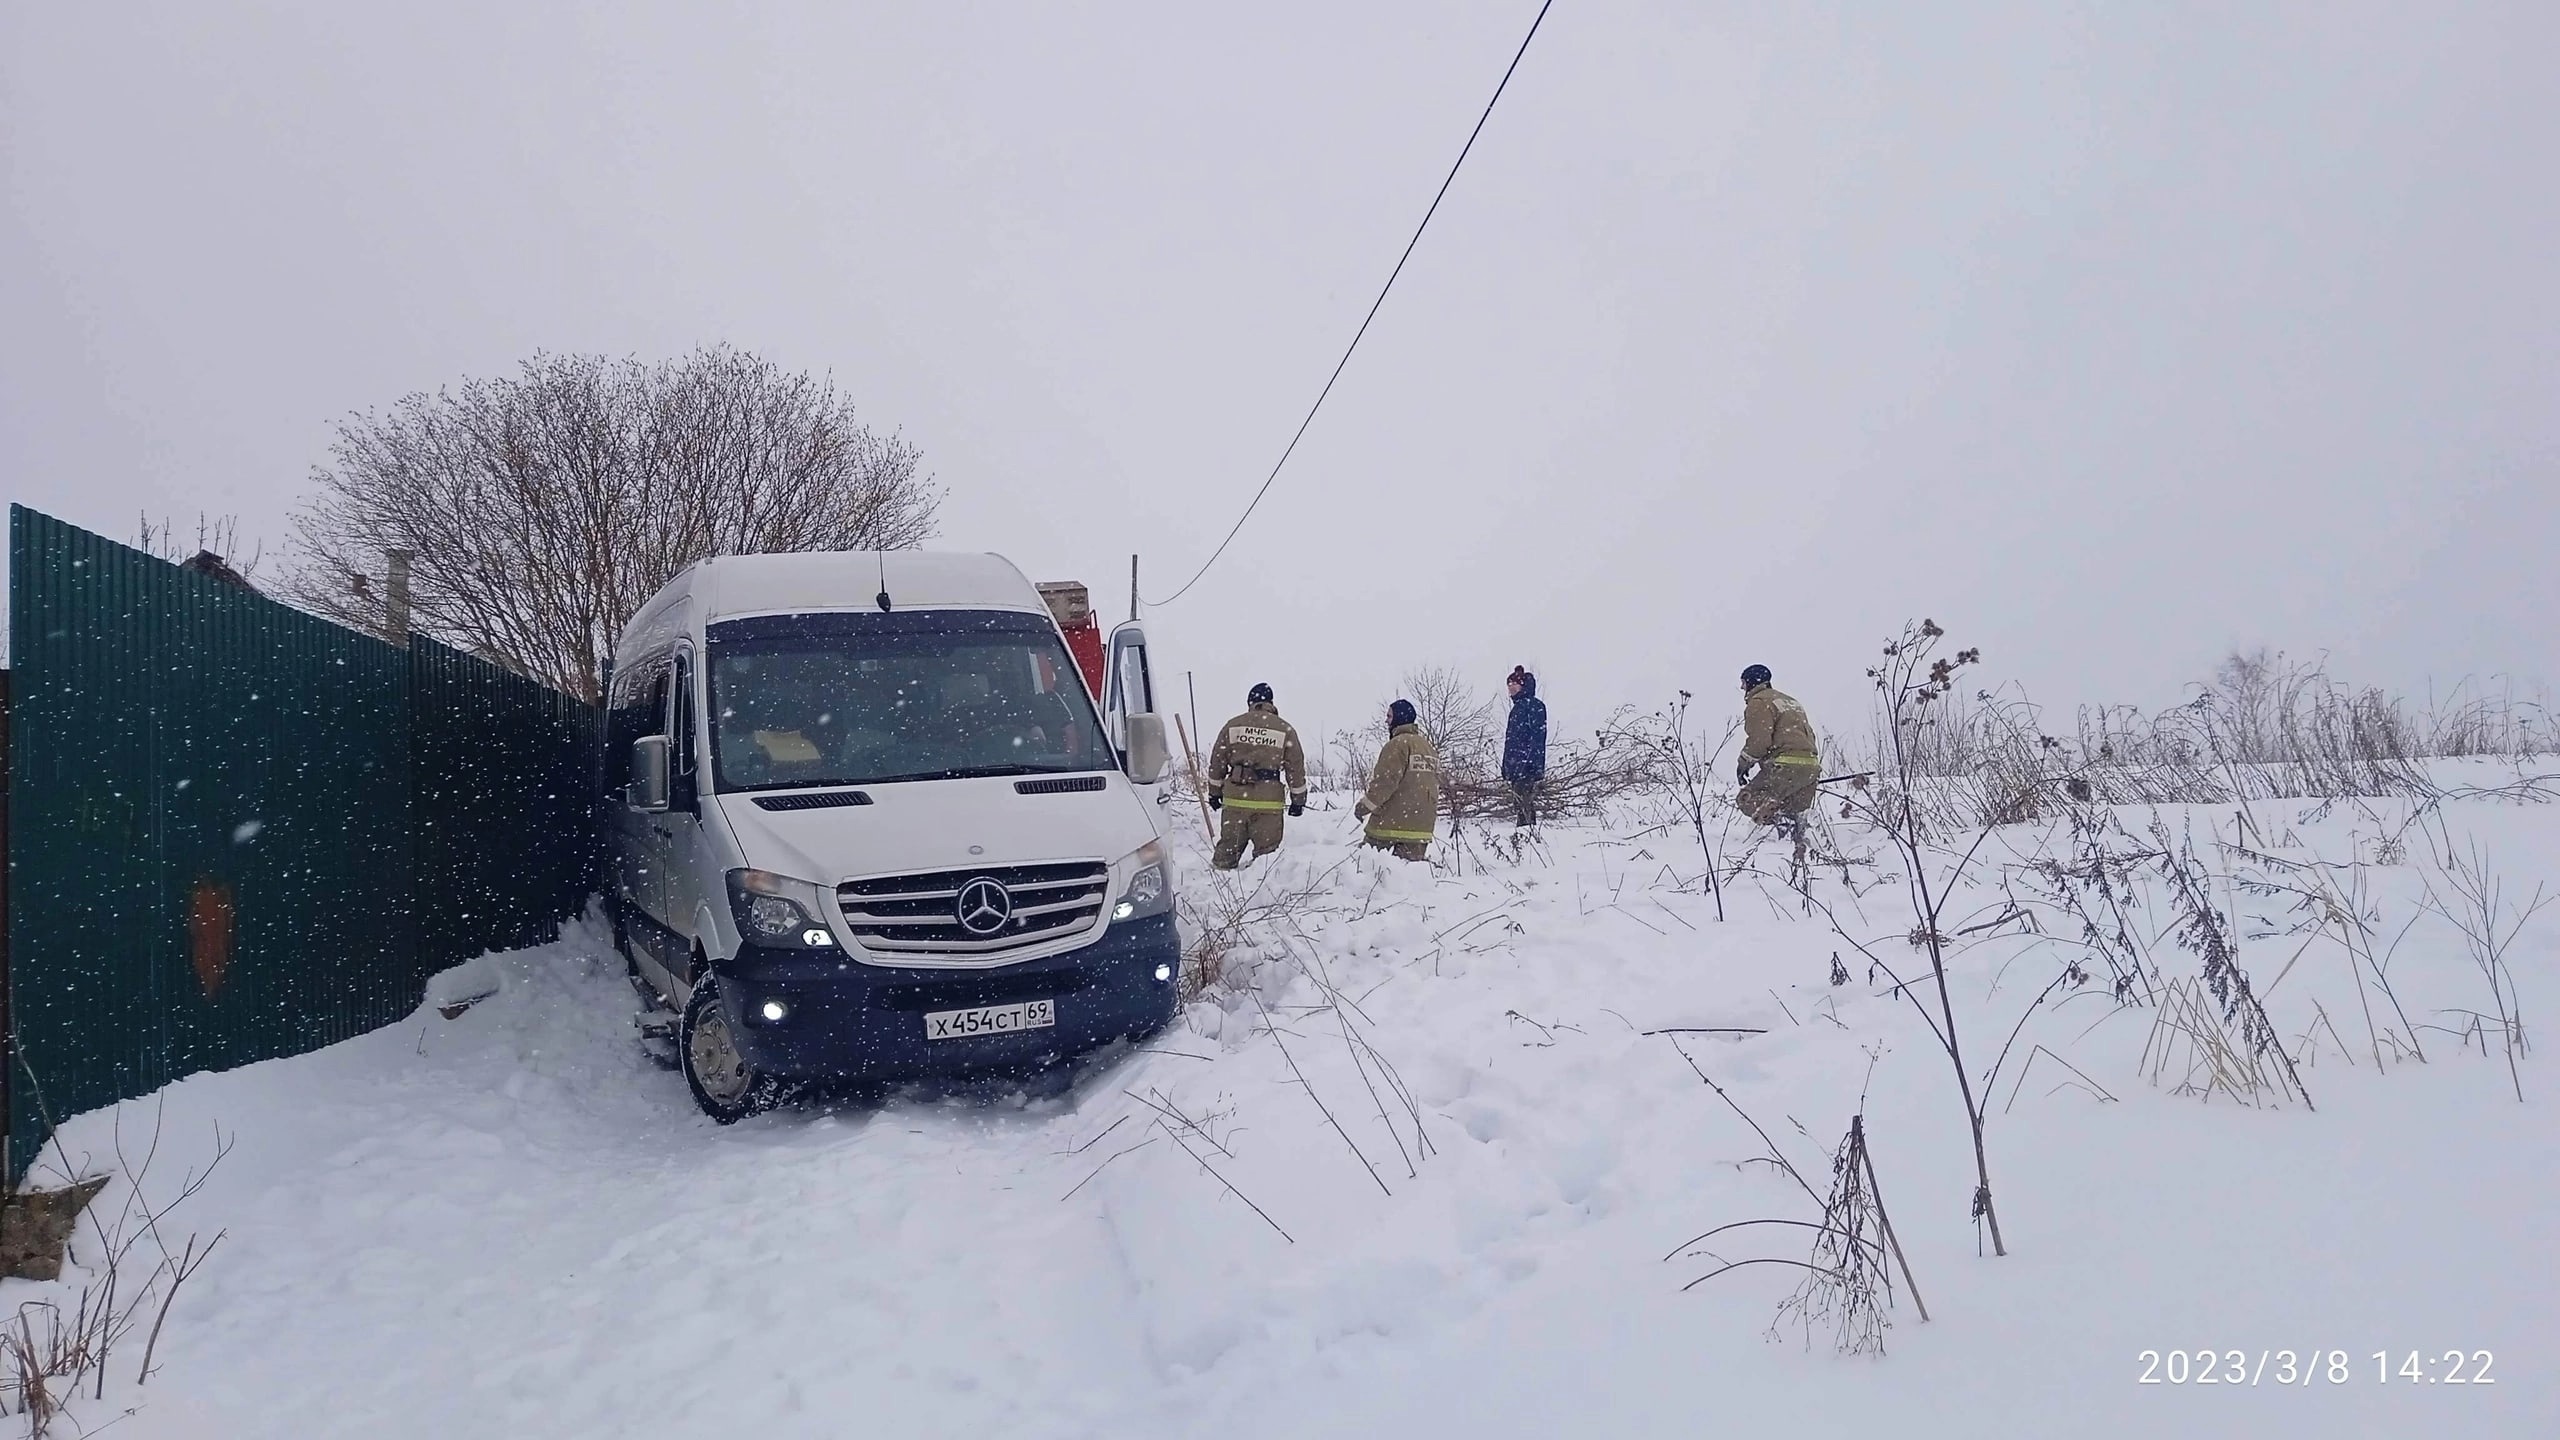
[19,772,2559,1439]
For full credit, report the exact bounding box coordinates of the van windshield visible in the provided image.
[705,610,1113,792]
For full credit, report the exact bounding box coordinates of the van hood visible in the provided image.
[714,774,1154,885]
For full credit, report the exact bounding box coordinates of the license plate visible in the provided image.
[924,998,1056,1041]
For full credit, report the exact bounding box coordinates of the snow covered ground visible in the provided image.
[18,772,2559,1439]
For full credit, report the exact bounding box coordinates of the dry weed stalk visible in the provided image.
[2010,804,2168,1006]
[2149,819,2313,1109]
[1176,849,1436,1195]
[1597,694,1742,920]
[2140,979,2305,1105]
[2228,844,2428,1070]
[2411,812,2543,1101]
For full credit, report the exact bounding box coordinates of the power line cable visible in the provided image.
[1142,0,1557,608]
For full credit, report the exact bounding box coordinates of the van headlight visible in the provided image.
[1112,840,1172,923]
[725,869,837,948]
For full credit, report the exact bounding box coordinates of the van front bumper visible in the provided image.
[712,913,1181,1080]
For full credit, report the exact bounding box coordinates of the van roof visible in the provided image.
[693,551,1044,623]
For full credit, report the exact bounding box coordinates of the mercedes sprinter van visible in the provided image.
[605,551,1177,1120]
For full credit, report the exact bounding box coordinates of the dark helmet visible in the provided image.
[1247,682,1274,705]
[1741,664,1773,690]
[1388,698,1417,727]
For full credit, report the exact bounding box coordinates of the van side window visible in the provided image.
[606,648,674,793]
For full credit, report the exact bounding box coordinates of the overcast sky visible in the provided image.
[6,1,2554,754]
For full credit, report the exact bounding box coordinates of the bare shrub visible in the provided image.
[1343,667,1504,821]
[1843,649,2558,830]
[1662,1048,1925,1355]
[286,345,941,701]
[1176,854,1363,1004]
[1324,728,1380,803]
[1768,1114,1921,1355]
[1454,727,1664,829]
[3,1107,229,1437]
[1595,694,1743,918]
[1334,667,1660,827]
[1832,620,2012,1254]
[133,513,263,585]
[2421,676,2558,759]
[1860,682,2069,833]
[1401,666,1501,780]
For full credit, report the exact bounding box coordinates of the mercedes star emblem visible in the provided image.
[954,876,1013,936]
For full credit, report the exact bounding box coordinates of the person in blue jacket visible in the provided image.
[1500,665,1548,828]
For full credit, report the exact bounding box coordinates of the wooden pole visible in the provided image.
[1174,714,1217,843]
[1856,1116,1929,1323]
[1185,671,1202,772]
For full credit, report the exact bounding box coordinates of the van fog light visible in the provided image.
[1154,964,1172,983]
[801,927,832,947]
[760,1000,788,1023]
[1114,900,1136,921]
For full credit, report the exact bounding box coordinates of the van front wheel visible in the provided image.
[681,978,781,1123]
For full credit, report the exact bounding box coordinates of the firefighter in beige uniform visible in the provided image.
[1735,663,1821,827]
[1356,699,1443,861]
[1206,683,1309,870]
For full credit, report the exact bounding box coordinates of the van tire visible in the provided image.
[680,977,782,1123]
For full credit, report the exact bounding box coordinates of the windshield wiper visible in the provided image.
[860,763,1092,785]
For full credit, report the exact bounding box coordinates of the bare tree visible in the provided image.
[1346,666,1504,814]
[1399,666,1501,777]
[2210,647,2281,764]
[285,346,941,700]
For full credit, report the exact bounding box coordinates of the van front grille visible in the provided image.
[837,861,1112,958]
[1014,775,1108,795]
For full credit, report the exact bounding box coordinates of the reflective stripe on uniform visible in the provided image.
[1766,754,1821,767]
[1224,797,1286,811]
[1365,826,1435,842]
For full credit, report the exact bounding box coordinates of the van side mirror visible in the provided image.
[1123,713,1170,785]
[628,735,672,812]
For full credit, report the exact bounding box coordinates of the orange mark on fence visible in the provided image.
[189,880,236,999]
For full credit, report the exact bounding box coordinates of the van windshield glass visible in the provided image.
[705,610,1113,792]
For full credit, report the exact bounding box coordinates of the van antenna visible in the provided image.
[875,551,892,612]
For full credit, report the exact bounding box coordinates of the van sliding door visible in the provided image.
[660,645,707,978]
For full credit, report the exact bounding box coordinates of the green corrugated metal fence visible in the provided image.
[410,634,600,970]
[5,507,598,1179]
